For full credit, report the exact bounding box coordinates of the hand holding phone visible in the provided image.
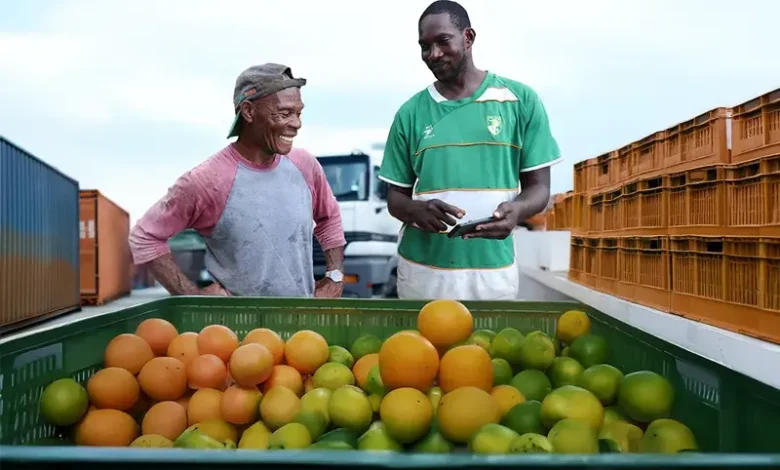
[447,216,497,238]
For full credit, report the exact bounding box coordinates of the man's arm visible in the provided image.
[129,174,219,296]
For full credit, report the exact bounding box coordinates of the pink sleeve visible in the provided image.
[128,152,238,265]
[288,148,347,251]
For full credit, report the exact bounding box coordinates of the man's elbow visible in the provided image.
[128,224,171,266]
[315,216,346,252]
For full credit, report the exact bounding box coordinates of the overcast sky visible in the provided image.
[2,0,778,224]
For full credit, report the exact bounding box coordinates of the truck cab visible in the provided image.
[314,146,402,298]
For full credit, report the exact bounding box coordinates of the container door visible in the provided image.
[79,196,98,295]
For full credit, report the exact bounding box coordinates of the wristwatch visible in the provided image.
[324,269,344,283]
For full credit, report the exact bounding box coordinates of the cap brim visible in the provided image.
[227,112,241,139]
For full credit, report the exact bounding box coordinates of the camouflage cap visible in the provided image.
[227,63,307,138]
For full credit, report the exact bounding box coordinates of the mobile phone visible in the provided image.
[447,216,496,238]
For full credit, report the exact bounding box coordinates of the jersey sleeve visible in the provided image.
[379,111,415,188]
[519,89,562,172]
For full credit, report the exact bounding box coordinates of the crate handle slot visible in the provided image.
[705,241,724,253]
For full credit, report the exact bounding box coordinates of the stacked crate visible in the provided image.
[567,87,780,345]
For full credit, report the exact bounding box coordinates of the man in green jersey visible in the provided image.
[379,0,562,301]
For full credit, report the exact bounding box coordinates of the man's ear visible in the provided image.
[239,101,254,123]
[464,27,476,49]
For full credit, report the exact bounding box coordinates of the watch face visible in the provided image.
[327,270,344,282]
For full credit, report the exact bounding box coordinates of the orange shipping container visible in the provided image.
[79,190,132,305]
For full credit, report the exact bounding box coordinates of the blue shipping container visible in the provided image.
[0,135,80,331]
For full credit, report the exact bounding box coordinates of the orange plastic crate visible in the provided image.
[603,188,622,234]
[631,131,666,178]
[582,237,600,287]
[670,236,780,345]
[572,193,589,235]
[635,237,671,312]
[588,192,604,235]
[621,181,641,233]
[725,154,780,237]
[568,237,585,283]
[662,107,731,173]
[584,157,599,192]
[595,238,619,296]
[617,237,638,301]
[574,160,587,193]
[634,175,668,236]
[731,88,780,164]
[594,151,617,190]
[617,144,632,183]
[667,165,729,236]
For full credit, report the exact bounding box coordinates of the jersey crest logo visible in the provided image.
[423,125,434,139]
[487,116,503,136]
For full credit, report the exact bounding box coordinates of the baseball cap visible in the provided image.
[227,63,307,138]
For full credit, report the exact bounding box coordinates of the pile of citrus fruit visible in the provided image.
[37,301,698,454]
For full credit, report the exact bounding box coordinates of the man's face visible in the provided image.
[241,87,303,156]
[418,13,470,82]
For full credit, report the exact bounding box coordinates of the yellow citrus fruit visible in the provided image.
[438,344,493,393]
[556,310,591,345]
[417,299,473,350]
[284,330,330,375]
[490,385,526,418]
[437,386,499,444]
[260,386,301,430]
[378,332,439,392]
[379,388,433,444]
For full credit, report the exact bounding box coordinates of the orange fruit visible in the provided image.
[176,391,193,412]
[242,328,285,365]
[135,318,179,357]
[284,330,329,375]
[352,353,379,391]
[229,343,274,387]
[137,357,187,401]
[220,385,262,425]
[86,367,140,411]
[438,344,494,393]
[417,299,473,350]
[379,331,439,392]
[437,386,499,443]
[141,401,187,441]
[75,409,139,447]
[167,332,200,366]
[104,334,154,375]
[187,354,228,390]
[197,325,239,363]
[187,388,223,425]
[262,365,304,396]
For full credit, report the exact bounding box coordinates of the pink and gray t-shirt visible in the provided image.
[129,144,346,297]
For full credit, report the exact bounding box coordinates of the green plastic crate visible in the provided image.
[1,297,779,469]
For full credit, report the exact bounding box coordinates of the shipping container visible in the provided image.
[79,190,132,305]
[0,136,80,333]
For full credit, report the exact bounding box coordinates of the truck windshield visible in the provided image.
[316,154,370,202]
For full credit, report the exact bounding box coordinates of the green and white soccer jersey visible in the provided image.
[379,71,562,301]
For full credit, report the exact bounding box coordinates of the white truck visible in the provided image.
[313,143,402,298]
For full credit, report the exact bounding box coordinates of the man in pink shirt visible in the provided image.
[129,64,347,298]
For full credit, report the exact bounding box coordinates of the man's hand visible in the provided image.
[314,278,343,298]
[464,201,523,240]
[408,199,465,233]
[199,282,229,296]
